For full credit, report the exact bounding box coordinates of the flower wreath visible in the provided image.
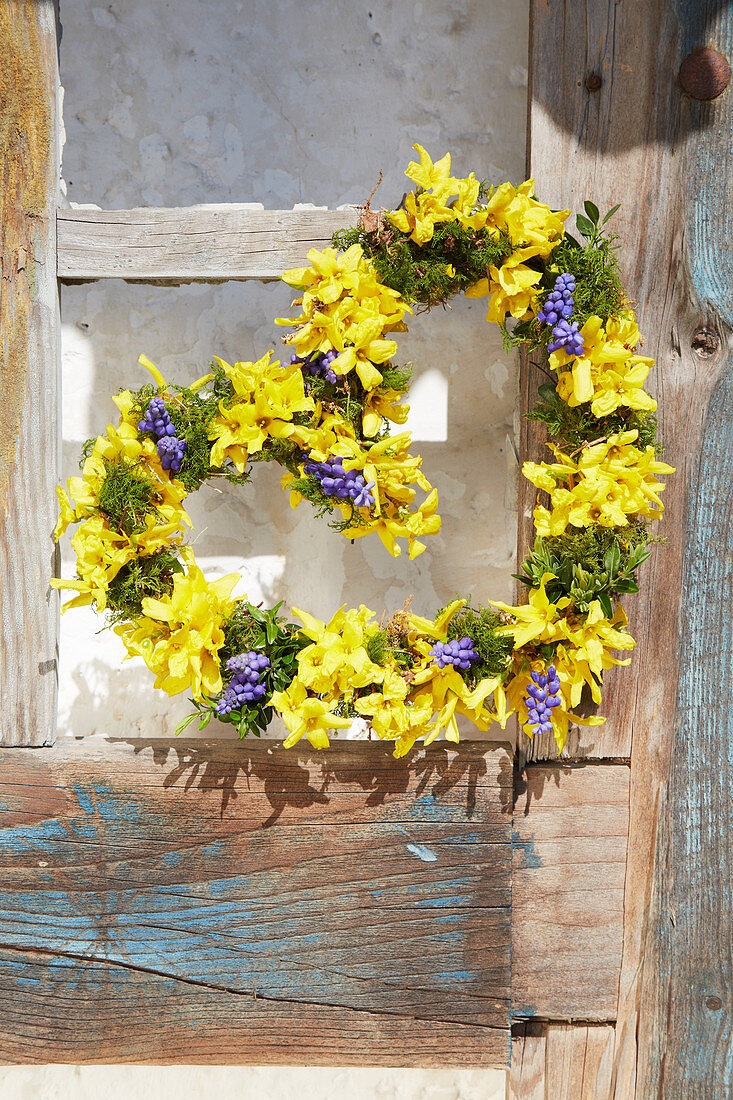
[52,145,673,756]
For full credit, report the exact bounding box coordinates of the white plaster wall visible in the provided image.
[3,2,528,1095]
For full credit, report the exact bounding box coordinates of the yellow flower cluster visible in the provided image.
[283,431,440,559]
[116,549,239,700]
[208,352,315,471]
[272,600,503,757]
[550,313,657,417]
[491,574,636,751]
[386,144,485,244]
[277,244,410,392]
[523,431,674,537]
[465,179,569,322]
[51,385,191,613]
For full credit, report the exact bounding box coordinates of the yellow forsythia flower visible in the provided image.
[277,244,410,390]
[551,313,657,417]
[523,432,674,536]
[115,548,239,700]
[208,353,314,472]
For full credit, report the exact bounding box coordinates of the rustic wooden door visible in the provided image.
[1,1,730,1094]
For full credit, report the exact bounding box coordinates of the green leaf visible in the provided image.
[601,203,621,226]
[537,381,560,403]
[575,214,595,238]
[198,711,212,731]
[604,543,621,576]
[598,592,614,618]
[583,200,600,225]
[175,712,198,736]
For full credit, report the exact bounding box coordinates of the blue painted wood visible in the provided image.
[646,2,733,1092]
[0,739,512,1066]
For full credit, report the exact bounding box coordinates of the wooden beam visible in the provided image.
[57,207,357,283]
[0,739,512,1066]
[525,0,733,1095]
[510,1022,616,1099]
[0,0,59,745]
[512,763,629,1021]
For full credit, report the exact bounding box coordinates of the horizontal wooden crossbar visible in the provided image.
[0,739,627,1066]
[57,206,357,283]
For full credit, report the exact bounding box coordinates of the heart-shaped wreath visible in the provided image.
[52,145,672,756]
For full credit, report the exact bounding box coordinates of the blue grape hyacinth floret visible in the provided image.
[138,397,187,472]
[537,272,585,358]
[156,435,187,472]
[524,665,562,736]
[138,396,176,438]
[291,349,343,385]
[430,637,479,671]
[215,651,271,716]
[303,456,376,510]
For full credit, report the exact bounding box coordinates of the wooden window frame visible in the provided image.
[1,1,730,1092]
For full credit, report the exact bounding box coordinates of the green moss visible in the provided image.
[332,218,513,309]
[528,381,658,450]
[106,549,182,623]
[365,627,389,666]
[95,458,156,535]
[130,361,249,493]
[546,234,627,328]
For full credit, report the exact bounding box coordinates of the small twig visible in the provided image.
[569,435,607,460]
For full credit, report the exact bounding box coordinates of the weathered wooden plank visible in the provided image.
[510,1022,615,1099]
[0,739,512,1065]
[0,1,59,744]
[526,0,733,1095]
[512,763,629,1021]
[57,207,357,283]
[520,0,684,764]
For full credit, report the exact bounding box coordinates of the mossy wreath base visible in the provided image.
[53,144,673,757]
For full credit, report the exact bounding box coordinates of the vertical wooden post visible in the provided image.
[0,0,59,745]
[514,0,732,1095]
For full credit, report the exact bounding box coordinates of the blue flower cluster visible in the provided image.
[430,637,479,671]
[524,665,562,736]
[215,651,271,715]
[138,397,188,473]
[537,273,585,358]
[291,349,343,385]
[304,456,376,509]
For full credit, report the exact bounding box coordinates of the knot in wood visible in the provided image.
[691,327,720,357]
[705,996,723,1010]
[678,47,731,101]
[585,72,602,92]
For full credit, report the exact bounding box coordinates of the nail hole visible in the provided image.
[691,327,720,357]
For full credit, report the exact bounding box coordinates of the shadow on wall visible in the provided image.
[120,736,497,823]
[532,0,732,154]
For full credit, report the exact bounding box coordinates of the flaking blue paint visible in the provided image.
[74,782,143,823]
[511,829,542,870]
[0,818,70,853]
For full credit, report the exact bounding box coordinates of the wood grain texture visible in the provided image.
[0,0,59,745]
[57,207,357,283]
[526,0,733,1095]
[0,738,512,1066]
[510,1022,615,1099]
[512,763,629,1021]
